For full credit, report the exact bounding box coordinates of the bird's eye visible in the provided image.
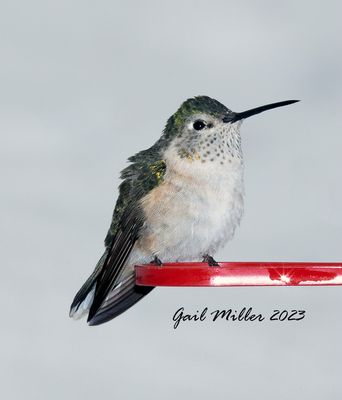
[193,120,206,130]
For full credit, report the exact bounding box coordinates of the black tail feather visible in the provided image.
[69,251,108,317]
[87,274,154,326]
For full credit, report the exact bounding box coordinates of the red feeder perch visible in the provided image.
[135,262,342,287]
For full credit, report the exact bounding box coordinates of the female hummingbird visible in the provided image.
[70,96,298,325]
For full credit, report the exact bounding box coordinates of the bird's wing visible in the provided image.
[86,157,167,323]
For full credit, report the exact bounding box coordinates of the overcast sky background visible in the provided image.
[1,1,342,399]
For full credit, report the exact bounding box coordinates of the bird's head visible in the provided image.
[162,96,298,165]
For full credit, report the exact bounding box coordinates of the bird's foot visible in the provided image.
[202,254,220,267]
[150,256,163,266]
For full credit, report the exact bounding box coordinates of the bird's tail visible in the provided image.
[87,274,154,326]
[69,252,154,324]
[69,251,108,320]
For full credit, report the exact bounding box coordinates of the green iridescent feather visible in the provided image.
[104,155,166,247]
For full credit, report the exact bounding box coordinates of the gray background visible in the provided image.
[1,0,342,399]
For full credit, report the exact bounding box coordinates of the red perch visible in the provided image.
[135,262,342,287]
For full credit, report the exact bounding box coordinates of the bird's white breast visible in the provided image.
[136,144,244,262]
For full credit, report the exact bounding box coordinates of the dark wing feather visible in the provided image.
[87,204,143,322]
[83,156,166,323]
[70,140,167,324]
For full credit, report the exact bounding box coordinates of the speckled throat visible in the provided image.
[175,120,243,165]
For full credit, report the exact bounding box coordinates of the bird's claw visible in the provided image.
[203,254,220,267]
[150,256,163,266]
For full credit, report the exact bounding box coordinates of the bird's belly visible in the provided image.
[137,167,244,262]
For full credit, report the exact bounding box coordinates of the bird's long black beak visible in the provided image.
[223,100,299,123]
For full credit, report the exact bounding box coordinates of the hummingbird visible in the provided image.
[70,96,298,325]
